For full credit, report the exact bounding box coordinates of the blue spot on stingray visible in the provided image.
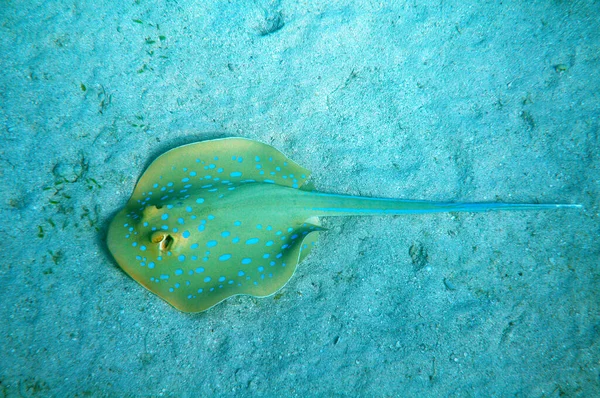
[175,269,183,276]
[195,267,204,273]
[182,231,190,239]
[182,177,190,182]
[190,171,197,177]
[178,218,185,224]
[234,220,241,226]
[196,198,205,204]
[161,214,169,220]
[266,240,274,246]
[178,255,186,262]
[185,206,193,212]
[219,254,232,261]
[230,171,242,177]
[208,215,215,220]
[258,266,264,272]
[238,271,245,276]
[232,237,240,243]
[218,276,226,282]
[140,245,147,251]
[241,258,252,265]
[221,231,231,237]
[206,240,217,248]
[191,243,199,249]
[148,262,155,269]
[246,238,259,245]
[198,225,205,232]
[204,277,211,283]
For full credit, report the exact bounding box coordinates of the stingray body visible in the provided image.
[107,138,580,313]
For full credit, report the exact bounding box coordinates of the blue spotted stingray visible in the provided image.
[107,137,580,313]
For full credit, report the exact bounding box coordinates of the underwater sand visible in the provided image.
[0,0,598,396]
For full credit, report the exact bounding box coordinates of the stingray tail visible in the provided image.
[301,192,582,217]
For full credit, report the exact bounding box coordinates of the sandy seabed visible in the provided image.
[1,1,598,396]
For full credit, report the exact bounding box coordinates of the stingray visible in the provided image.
[107,137,580,313]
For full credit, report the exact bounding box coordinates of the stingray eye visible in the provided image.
[151,231,174,251]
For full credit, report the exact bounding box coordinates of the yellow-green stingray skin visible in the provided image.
[108,138,321,312]
[108,137,580,313]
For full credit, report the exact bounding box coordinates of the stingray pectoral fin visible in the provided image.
[249,224,324,298]
[298,231,321,263]
[130,137,312,203]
